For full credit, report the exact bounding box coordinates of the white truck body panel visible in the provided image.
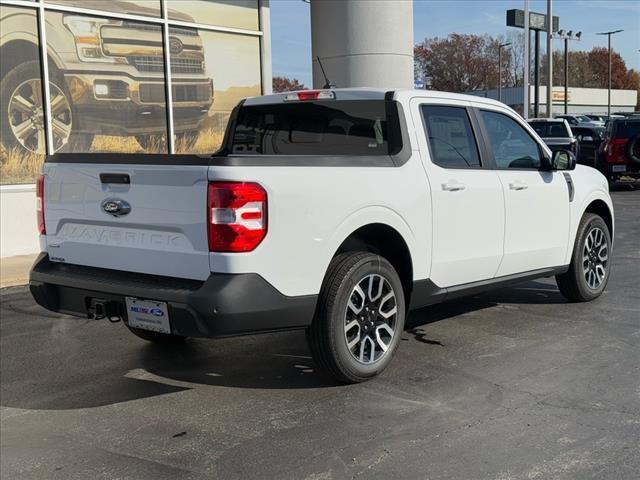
[40,88,614,299]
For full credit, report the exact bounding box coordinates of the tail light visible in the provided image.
[36,174,45,234]
[604,138,628,164]
[207,182,267,252]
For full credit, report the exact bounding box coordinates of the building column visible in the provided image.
[310,0,414,89]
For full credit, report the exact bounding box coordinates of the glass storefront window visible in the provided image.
[0,6,45,184]
[167,0,259,31]
[169,29,261,154]
[46,1,161,18]
[45,11,168,153]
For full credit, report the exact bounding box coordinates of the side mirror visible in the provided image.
[552,150,576,171]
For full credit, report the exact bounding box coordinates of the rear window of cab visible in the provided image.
[230,100,403,156]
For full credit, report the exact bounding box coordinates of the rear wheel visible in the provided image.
[126,325,187,344]
[556,213,611,302]
[308,252,405,383]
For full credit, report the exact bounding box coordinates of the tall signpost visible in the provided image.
[523,0,529,119]
[507,9,559,118]
[546,0,553,118]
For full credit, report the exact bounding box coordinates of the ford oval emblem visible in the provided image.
[101,198,131,217]
[169,36,183,54]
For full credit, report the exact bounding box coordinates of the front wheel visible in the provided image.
[308,252,405,383]
[556,213,611,302]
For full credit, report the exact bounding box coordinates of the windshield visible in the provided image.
[577,115,593,123]
[229,100,402,156]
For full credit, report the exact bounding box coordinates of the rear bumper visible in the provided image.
[29,253,316,338]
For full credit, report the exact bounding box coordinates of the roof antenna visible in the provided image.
[316,56,336,89]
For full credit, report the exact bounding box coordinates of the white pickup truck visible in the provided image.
[30,88,614,383]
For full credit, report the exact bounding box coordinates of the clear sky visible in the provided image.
[270,0,640,88]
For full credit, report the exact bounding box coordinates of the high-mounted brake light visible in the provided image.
[284,90,336,102]
[208,182,267,252]
[36,174,45,235]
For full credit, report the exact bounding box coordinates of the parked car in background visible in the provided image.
[586,114,607,124]
[572,125,606,166]
[555,114,602,127]
[529,119,579,158]
[597,117,640,185]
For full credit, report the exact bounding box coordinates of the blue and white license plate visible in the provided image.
[125,297,171,334]
[612,165,627,172]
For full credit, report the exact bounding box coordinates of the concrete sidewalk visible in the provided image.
[0,254,37,288]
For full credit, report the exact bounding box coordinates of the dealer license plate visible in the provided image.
[612,165,627,172]
[125,297,171,334]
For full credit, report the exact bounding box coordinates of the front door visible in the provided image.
[477,109,570,277]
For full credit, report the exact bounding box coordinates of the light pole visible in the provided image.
[499,42,511,102]
[596,29,623,118]
[545,0,553,117]
[555,30,581,114]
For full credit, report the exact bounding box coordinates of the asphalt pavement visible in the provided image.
[1,191,639,480]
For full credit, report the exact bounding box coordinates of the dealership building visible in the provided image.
[468,86,638,116]
[0,0,414,258]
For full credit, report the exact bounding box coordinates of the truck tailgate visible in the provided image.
[43,154,210,281]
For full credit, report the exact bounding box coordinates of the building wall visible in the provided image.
[468,86,638,116]
[0,0,270,258]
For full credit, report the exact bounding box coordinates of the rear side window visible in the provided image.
[230,100,402,156]
[421,106,481,168]
[530,122,569,138]
[481,110,541,169]
[613,120,640,139]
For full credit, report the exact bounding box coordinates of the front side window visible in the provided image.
[481,110,541,169]
[421,105,481,168]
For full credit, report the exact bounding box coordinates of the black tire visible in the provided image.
[625,133,640,165]
[308,252,405,383]
[126,325,187,344]
[1,60,85,154]
[556,213,611,302]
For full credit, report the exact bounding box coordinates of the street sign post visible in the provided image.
[507,9,560,117]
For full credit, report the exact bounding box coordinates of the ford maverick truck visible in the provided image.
[29,89,614,383]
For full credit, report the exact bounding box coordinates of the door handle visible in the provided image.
[508,181,528,191]
[442,181,466,192]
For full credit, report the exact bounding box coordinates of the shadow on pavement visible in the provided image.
[1,280,566,410]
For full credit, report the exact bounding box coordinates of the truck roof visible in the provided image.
[244,88,509,109]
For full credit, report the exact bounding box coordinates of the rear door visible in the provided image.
[412,100,505,287]
[43,155,211,280]
[477,109,570,276]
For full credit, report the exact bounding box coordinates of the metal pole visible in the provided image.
[564,37,568,114]
[499,47,502,102]
[534,30,540,117]
[160,0,175,154]
[596,30,623,119]
[546,0,553,118]
[523,0,530,118]
[608,33,612,118]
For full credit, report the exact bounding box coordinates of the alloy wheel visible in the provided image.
[344,274,398,364]
[582,226,609,290]
[8,78,72,153]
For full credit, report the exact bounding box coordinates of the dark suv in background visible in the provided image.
[597,117,640,186]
